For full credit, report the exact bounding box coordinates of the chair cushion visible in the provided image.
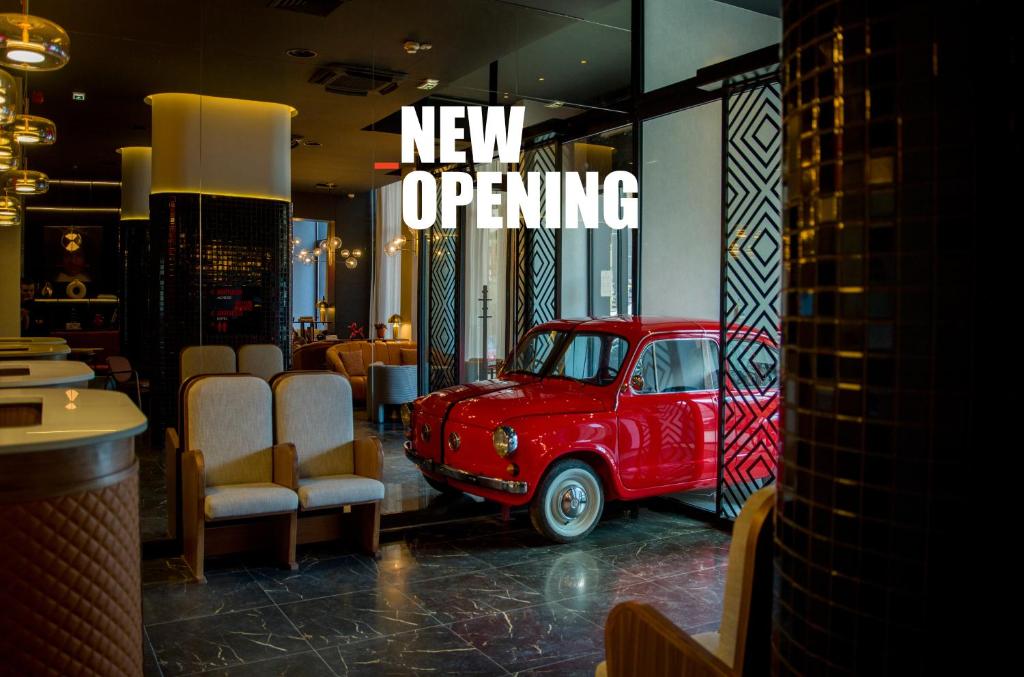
[339,350,365,377]
[186,375,274,486]
[400,348,417,365]
[237,344,284,381]
[297,475,385,510]
[274,372,354,477]
[204,483,298,520]
[693,631,720,655]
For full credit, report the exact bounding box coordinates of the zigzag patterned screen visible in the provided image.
[428,184,459,391]
[511,142,559,344]
[719,76,783,519]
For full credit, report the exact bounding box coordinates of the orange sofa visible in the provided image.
[326,341,416,402]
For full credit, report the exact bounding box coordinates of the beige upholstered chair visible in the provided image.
[177,374,299,582]
[238,343,284,381]
[271,371,384,555]
[180,344,236,383]
[597,485,776,677]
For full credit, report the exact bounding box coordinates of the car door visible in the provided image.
[616,335,718,492]
[721,336,780,482]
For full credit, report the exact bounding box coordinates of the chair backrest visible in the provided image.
[717,483,776,672]
[238,344,284,381]
[106,355,133,384]
[271,371,354,478]
[292,340,341,370]
[180,345,236,383]
[182,374,273,487]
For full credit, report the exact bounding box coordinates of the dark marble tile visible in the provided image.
[316,625,502,676]
[142,557,194,587]
[148,606,310,676]
[452,530,567,568]
[280,586,439,649]
[655,564,727,608]
[197,650,335,676]
[364,539,491,585]
[143,628,162,677]
[143,570,273,625]
[497,547,646,603]
[555,578,668,625]
[593,531,730,581]
[250,553,377,604]
[451,601,603,673]
[402,569,546,624]
[509,651,604,676]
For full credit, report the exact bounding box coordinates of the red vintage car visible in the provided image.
[405,317,779,542]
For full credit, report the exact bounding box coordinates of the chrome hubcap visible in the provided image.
[559,485,588,520]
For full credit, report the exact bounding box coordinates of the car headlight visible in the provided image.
[492,425,518,457]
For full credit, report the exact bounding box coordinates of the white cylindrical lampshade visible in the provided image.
[148,93,295,201]
[117,146,151,220]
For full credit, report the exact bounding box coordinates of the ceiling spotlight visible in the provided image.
[286,48,317,59]
[580,59,588,64]
[0,9,70,71]
[302,139,322,148]
[545,100,564,109]
[416,78,440,90]
[537,76,545,82]
[315,182,337,191]
[71,91,85,101]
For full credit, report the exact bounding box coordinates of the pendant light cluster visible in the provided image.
[0,1,69,227]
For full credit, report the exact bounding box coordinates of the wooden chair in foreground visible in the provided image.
[176,374,299,582]
[270,371,384,555]
[597,484,776,677]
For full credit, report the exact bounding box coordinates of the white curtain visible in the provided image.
[463,161,507,380]
[372,181,403,329]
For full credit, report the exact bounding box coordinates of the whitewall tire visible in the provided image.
[530,459,604,543]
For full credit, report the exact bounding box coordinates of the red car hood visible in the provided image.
[415,378,528,419]
[446,378,608,430]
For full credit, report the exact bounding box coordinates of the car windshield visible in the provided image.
[548,332,629,386]
[504,329,565,376]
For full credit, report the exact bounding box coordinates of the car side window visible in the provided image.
[631,339,716,394]
[726,340,778,391]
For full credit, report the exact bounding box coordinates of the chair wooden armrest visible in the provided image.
[604,602,731,677]
[273,442,298,490]
[165,428,181,538]
[353,436,384,480]
[182,449,206,580]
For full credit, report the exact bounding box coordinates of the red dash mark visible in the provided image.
[374,161,400,170]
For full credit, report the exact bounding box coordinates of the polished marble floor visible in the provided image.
[141,504,730,676]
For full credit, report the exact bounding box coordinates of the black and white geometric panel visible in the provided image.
[510,142,559,345]
[719,77,783,519]
[428,183,459,392]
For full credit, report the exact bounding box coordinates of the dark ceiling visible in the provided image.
[21,0,631,193]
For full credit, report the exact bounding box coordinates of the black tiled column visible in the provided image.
[776,1,1005,673]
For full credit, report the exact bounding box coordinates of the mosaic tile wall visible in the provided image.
[775,1,989,673]
[149,194,291,431]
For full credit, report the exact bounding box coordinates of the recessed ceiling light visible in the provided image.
[417,78,440,90]
[286,48,317,59]
[537,76,545,82]
[315,182,337,191]
[545,100,564,109]
[580,59,588,64]
[302,139,322,148]
[72,91,86,101]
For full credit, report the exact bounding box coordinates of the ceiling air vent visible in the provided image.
[266,0,347,17]
[309,63,407,97]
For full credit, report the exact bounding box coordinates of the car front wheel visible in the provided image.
[530,459,604,543]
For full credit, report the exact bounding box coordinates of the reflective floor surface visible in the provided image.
[141,504,730,676]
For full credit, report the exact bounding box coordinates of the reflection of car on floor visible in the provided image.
[405,317,779,542]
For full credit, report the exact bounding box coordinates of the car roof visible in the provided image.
[532,316,720,340]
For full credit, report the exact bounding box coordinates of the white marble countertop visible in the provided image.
[0,361,94,388]
[0,343,72,359]
[0,388,147,454]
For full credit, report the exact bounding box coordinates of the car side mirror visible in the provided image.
[630,373,645,392]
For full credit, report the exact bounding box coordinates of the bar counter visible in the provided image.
[0,360,94,388]
[0,388,147,676]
